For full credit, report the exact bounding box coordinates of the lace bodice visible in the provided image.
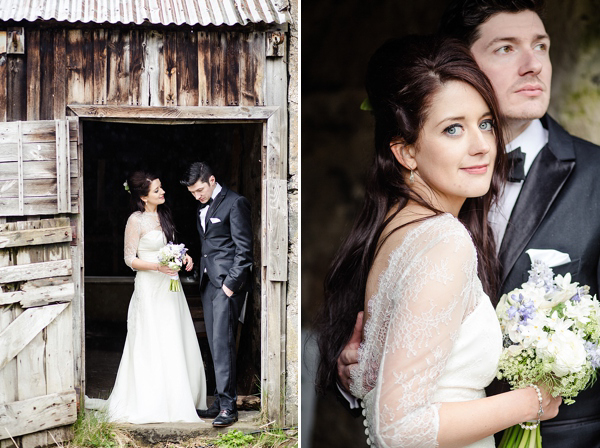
[350,213,502,448]
[124,211,162,268]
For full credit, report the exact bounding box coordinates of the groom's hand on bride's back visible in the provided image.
[337,311,363,392]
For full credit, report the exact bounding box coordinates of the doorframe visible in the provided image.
[67,104,289,422]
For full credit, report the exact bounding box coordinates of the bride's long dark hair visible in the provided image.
[127,171,177,243]
[314,35,508,394]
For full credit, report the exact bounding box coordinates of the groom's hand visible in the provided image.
[222,284,234,297]
[337,311,363,392]
[183,254,194,271]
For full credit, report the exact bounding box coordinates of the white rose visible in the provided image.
[546,331,587,377]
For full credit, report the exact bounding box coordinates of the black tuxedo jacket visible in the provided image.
[196,186,253,293]
[497,115,600,442]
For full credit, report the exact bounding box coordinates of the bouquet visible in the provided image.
[157,242,188,292]
[496,260,600,447]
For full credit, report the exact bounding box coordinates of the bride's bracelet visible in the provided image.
[519,384,543,430]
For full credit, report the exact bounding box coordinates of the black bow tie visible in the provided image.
[507,147,526,182]
[199,198,213,210]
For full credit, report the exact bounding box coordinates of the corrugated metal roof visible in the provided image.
[0,0,289,27]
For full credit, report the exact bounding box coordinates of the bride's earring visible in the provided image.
[409,169,415,184]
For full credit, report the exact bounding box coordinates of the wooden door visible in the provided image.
[0,119,82,448]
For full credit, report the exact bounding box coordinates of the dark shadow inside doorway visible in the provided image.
[82,120,262,403]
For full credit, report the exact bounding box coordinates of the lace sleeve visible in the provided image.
[124,212,141,269]
[372,225,478,447]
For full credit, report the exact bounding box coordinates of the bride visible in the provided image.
[315,35,561,447]
[87,171,207,423]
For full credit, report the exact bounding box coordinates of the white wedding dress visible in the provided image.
[86,211,207,423]
[350,214,502,448]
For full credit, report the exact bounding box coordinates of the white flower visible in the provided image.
[545,330,588,377]
[519,316,548,349]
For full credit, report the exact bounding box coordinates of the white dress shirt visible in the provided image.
[488,119,549,250]
[200,183,222,232]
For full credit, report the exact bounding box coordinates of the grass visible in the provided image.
[63,412,297,448]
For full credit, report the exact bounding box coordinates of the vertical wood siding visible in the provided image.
[0,26,267,121]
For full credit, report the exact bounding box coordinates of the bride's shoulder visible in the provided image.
[126,211,143,224]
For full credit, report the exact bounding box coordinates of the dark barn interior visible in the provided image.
[82,120,263,402]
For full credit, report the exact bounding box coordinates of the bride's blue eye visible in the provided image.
[479,120,494,131]
[444,124,463,136]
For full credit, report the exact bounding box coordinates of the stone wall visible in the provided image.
[302,0,600,446]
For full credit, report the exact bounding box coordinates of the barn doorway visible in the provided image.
[82,120,263,404]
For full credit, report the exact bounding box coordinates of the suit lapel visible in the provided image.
[498,116,575,286]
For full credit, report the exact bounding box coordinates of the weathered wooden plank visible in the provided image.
[0,141,77,163]
[54,29,67,119]
[92,29,107,105]
[0,160,78,180]
[0,32,7,123]
[0,282,74,307]
[0,225,72,249]
[0,259,72,284]
[0,120,77,145]
[265,55,287,179]
[46,303,74,392]
[0,177,78,200]
[21,275,71,290]
[177,31,198,106]
[144,30,164,107]
[6,54,26,122]
[66,29,85,105]
[106,30,130,105]
[226,32,241,106]
[198,31,211,106]
[0,391,77,440]
[266,179,288,281]
[0,197,79,216]
[66,105,277,121]
[240,32,265,106]
[163,31,177,106]
[265,281,284,423]
[129,29,144,106]
[0,302,68,372]
[0,305,17,406]
[26,29,41,121]
[210,32,227,106]
[56,120,71,213]
[81,29,94,105]
[40,30,55,121]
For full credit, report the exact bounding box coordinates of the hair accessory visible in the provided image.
[519,384,543,430]
[123,181,131,194]
[409,169,415,184]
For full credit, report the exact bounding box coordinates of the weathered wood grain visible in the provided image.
[226,32,240,106]
[0,197,79,216]
[177,31,198,106]
[266,179,288,281]
[0,302,68,372]
[241,32,265,106]
[92,29,108,105]
[0,391,77,441]
[0,141,77,163]
[210,32,226,106]
[7,54,26,122]
[197,31,210,106]
[46,303,74,393]
[145,30,164,106]
[163,31,177,106]
[0,31,7,123]
[54,29,67,119]
[0,225,71,249]
[106,30,130,105]
[66,29,85,105]
[39,30,55,120]
[0,259,72,283]
[129,29,144,106]
[0,282,74,307]
[25,29,40,121]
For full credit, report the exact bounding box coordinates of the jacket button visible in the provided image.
[204,254,207,257]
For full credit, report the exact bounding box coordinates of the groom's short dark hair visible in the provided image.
[439,0,545,48]
[180,162,214,186]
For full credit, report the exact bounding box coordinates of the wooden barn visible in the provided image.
[0,0,296,445]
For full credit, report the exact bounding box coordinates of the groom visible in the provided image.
[181,162,253,427]
[335,0,600,445]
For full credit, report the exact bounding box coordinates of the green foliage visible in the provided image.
[215,429,254,447]
[253,428,298,447]
[72,412,120,448]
